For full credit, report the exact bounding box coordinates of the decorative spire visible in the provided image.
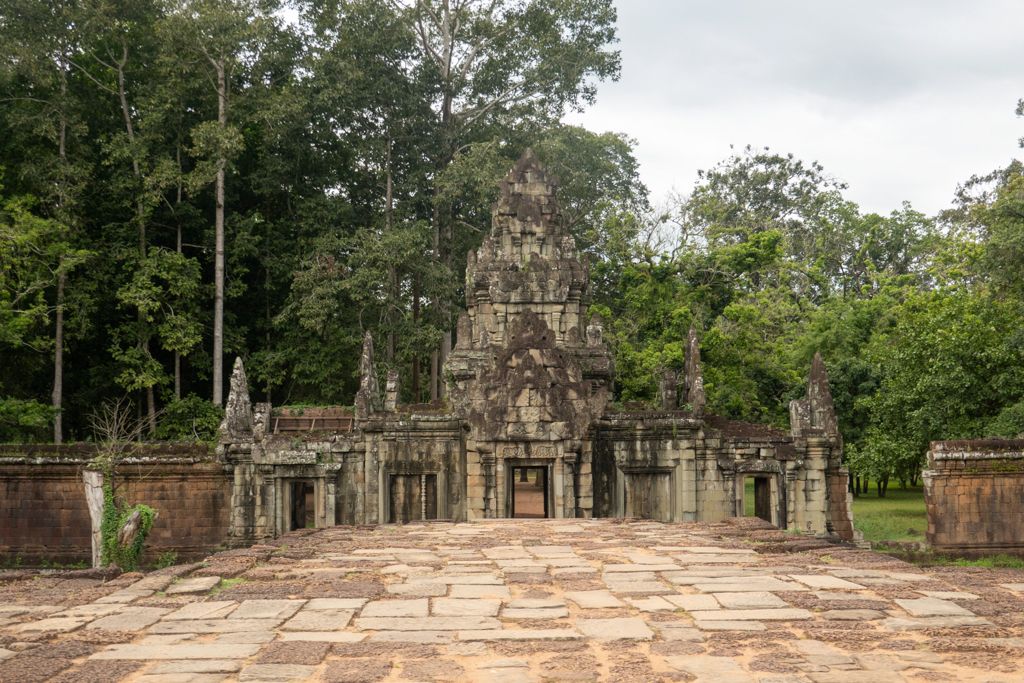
[354,331,382,418]
[224,357,253,437]
[807,351,838,434]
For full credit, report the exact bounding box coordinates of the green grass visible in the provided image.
[850,484,927,542]
[922,553,1024,569]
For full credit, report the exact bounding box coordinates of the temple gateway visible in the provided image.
[218,149,854,544]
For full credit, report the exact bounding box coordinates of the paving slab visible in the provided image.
[693,620,766,631]
[278,631,366,642]
[238,664,317,681]
[95,590,155,603]
[418,575,504,585]
[604,580,672,594]
[458,629,583,641]
[88,606,171,630]
[55,604,122,618]
[821,609,886,621]
[479,658,530,668]
[893,597,975,617]
[624,596,675,612]
[501,607,570,618]
[90,643,262,660]
[563,590,625,608]
[213,632,278,643]
[135,675,228,683]
[788,575,866,590]
[368,630,454,643]
[10,617,89,633]
[279,609,354,630]
[602,564,679,572]
[664,594,720,611]
[998,583,1024,592]
[505,599,565,609]
[448,584,510,599]
[229,600,305,620]
[387,582,448,596]
[361,598,429,617]
[150,619,285,634]
[881,616,994,631]
[162,602,239,621]
[303,598,368,610]
[659,628,705,642]
[354,616,501,630]
[806,673,905,683]
[150,660,244,674]
[693,578,805,592]
[432,598,501,616]
[665,655,755,683]
[576,617,654,640]
[689,608,812,621]
[713,591,788,609]
[166,577,222,595]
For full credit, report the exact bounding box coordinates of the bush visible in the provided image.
[156,394,225,441]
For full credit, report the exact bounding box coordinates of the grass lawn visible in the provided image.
[850,484,927,542]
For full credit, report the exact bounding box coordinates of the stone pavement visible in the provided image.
[2,517,1024,683]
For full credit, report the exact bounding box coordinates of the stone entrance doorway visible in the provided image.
[624,472,672,521]
[511,467,548,518]
[739,474,778,525]
[290,481,313,530]
[388,473,438,524]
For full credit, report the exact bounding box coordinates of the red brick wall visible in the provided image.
[0,451,231,566]
[925,446,1024,553]
[828,470,855,541]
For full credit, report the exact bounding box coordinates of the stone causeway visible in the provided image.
[3,517,1024,682]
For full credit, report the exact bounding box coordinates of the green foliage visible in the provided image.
[154,551,178,569]
[156,394,225,441]
[100,482,157,572]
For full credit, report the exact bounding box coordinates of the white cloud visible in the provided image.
[564,0,1024,216]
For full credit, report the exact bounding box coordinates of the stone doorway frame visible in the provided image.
[503,458,555,519]
[379,464,448,524]
[275,476,326,534]
[734,472,782,527]
[508,465,550,518]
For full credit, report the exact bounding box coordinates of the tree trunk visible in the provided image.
[53,272,64,445]
[430,351,438,401]
[212,58,228,405]
[174,144,184,400]
[412,275,420,401]
[385,137,396,363]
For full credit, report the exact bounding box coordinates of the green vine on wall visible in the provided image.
[99,482,156,572]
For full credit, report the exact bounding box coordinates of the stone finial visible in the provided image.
[660,370,678,410]
[566,326,581,347]
[586,312,604,348]
[480,328,491,347]
[467,249,476,266]
[456,311,473,350]
[354,331,382,418]
[807,351,839,434]
[384,371,400,412]
[682,325,705,414]
[224,356,253,437]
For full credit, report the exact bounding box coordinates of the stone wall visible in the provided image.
[0,445,231,566]
[924,440,1024,554]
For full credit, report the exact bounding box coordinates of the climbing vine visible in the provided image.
[99,482,156,572]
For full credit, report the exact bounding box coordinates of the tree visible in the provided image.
[159,0,281,405]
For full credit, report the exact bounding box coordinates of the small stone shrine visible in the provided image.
[218,149,853,544]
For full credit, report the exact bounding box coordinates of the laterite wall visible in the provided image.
[924,441,1024,554]
[0,445,232,566]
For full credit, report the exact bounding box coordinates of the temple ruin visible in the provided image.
[218,149,854,545]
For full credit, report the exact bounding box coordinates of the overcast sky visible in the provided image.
[562,0,1024,217]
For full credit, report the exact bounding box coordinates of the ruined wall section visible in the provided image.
[594,413,702,522]
[924,441,1024,554]
[0,445,230,565]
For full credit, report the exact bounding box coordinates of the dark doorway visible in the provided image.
[743,476,772,524]
[389,474,438,524]
[511,467,548,518]
[290,481,314,530]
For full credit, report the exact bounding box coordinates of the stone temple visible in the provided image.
[218,149,854,546]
